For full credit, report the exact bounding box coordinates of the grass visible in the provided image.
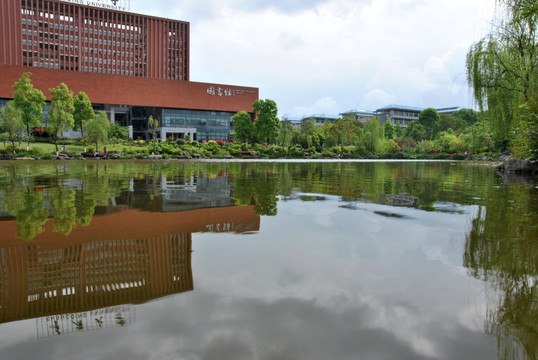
[0,142,122,155]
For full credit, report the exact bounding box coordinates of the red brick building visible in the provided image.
[0,0,258,140]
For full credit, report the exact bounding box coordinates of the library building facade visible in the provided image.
[0,0,258,140]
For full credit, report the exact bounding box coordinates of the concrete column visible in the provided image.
[110,107,115,123]
[127,125,133,139]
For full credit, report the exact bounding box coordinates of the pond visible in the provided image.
[0,160,536,360]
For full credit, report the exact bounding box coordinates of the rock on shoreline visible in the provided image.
[496,156,538,175]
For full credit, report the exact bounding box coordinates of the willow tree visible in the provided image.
[466,0,538,147]
[86,111,110,153]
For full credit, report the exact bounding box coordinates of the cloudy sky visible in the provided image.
[130,0,496,118]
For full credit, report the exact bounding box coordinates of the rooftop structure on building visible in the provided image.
[281,116,302,130]
[340,109,376,123]
[0,0,258,141]
[436,106,464,115]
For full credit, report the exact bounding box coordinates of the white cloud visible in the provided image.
[292,97,342,117]
[130,0,495,117]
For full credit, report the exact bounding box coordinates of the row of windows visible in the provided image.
[22,60,144,76]
[84,48,141,58]
[21,19,186,46]
[198,130,231,141]
[162,109,233,130]
[22,18,76,32]
[83,67,137,76]
[22,29,67,41]
[23,29,140,51]
[391,119,411,126]
[392,111,419,117]
[162,118,228,127]
[24,61,75,71]
[22,42,151,64]
[22,39,78,52]
[21,18,143,41]
[84,37,137,48]
[84,57,137,66]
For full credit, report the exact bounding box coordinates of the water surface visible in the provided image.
[0,160,536,360]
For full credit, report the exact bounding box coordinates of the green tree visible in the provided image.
[461,121,492,154]
[110,123,128,140]
[277,119,294,146]
[147,115,159,154]
[300,118,324,149]
[48,83,75,153]
[253,99,280,143]
[418,108,440,139]
[453,108,481,127]
[439,114,463,132]
[0,101,24,149]
[231,111,253,143]
[405,120,427,142]
[395,121,404,138]
[324,117,361,147]
[11,72,46,149]
[364,118,384,154]
[73,91,94,136]
[466,0,538,148]
[384,120,395,139]
[86,111,110,152]
[512,94,538,160]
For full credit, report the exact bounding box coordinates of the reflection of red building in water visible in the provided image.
[0,205,260,326]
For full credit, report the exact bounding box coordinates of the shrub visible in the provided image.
[226,143,243,157]
[383,139,401,154]
[287,146,304,158]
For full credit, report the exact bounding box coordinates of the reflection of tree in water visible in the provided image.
[1,161,500,237]
[0,165,48,241]
[228,161,493,216]
[229,163,280,216]
[1,163,129,240]
[464,181,537,360]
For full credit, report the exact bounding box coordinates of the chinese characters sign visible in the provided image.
[206,86,232,97]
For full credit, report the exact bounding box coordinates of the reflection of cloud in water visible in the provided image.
[127,292,495,360]
[277,267,307,287]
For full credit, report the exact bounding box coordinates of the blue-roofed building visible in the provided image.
[375,105,423,127]
[375,104,464,127]
[340,109,376,123]
[281,116,303,130]
[303,114,341,126]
